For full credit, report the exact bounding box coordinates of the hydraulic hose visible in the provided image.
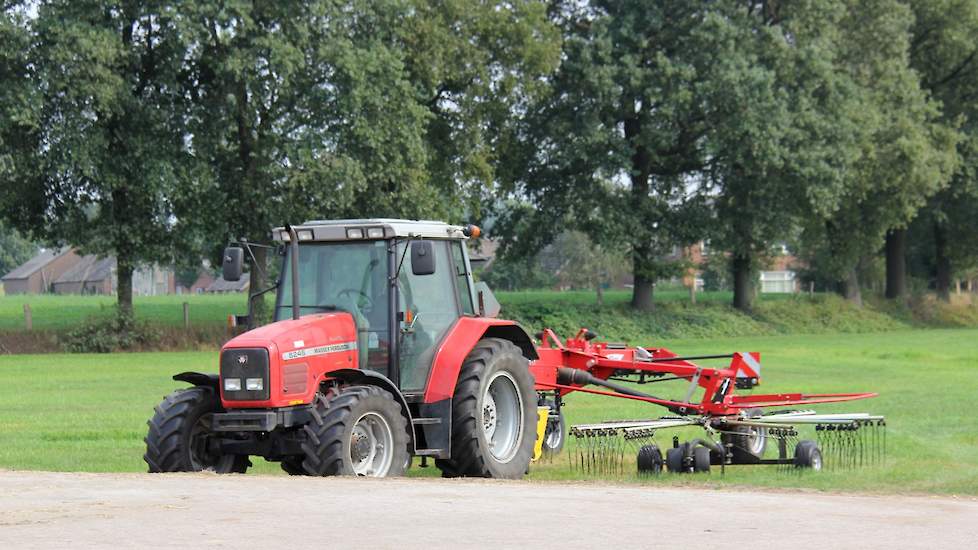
[556,367,665,401]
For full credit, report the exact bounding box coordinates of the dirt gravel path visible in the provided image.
[1,470,975,549]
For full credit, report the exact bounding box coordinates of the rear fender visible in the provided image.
[173,371,219,392]
[423,318,538,403]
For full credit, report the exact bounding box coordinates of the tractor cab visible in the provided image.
[267,219,483,394]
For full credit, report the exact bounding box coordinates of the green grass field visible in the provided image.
[1,329,975,495]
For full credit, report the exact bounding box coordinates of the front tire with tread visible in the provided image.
[300,385,410,477]
[144,386,249,474]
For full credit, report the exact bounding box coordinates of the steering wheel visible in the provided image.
[338,288,373,313]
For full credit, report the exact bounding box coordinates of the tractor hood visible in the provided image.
[224,312,357,352]
[219,312,360,408]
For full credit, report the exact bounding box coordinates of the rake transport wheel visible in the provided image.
[144,387,249,473]
[723,408,768,464]
[794,440,823,471]
[637,444,663,475]
[541,401,566,455]
[436,338,536,479]
[666,443,689,473]
[693,446,711,473]
[300,385,410,477]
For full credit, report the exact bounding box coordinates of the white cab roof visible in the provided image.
[272,219,468,242]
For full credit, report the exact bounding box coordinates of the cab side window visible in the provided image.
[452,241,475,315]
[397,241,460,391]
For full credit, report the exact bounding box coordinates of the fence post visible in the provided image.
[183,302,190,330]
[809,281,814,296]
[23,303,32,331]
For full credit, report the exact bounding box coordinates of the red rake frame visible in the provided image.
[529,328,877,417]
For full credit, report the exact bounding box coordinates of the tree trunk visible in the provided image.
[884,228,906,299]
[842,266,862,307]
[248,245,268,327]
[625,106,655,312]
[631,263,654,311]
[732,253,753,311]
[934,222,951,302]
[117,256,134,319]
[596,283,604,306]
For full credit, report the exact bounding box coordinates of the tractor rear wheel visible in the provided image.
[144,386,249,473]
[436,338,536,479]
[300,385,410,477]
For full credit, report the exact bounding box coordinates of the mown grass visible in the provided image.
[0,293,249,331]
[1,329,975,495]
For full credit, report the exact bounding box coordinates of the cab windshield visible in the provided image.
[276,241,392,376]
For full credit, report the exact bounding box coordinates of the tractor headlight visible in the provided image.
[367,227,384,239]
[346,228,364,239]
[224,378,242,391]
[245,378,264,391]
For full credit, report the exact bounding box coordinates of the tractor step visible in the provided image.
[414,449,444,456]
[412,417,442,425]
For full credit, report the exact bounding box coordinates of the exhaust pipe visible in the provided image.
[285,225,301,321]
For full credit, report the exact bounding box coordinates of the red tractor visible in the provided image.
[146,218,879,478]
[145,219,544,478]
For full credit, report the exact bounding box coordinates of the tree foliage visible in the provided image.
[3,1,194,316]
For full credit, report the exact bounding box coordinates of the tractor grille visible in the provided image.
[220,347,270,401]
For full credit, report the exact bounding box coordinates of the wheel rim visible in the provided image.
[746,426,766,455]
[544,417,562,450]
[481,371,524,463]
[811,449,823,471]
[350,412,394,477]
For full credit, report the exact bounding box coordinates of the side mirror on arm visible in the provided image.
[410,241,436,276]
[222,246,245,282]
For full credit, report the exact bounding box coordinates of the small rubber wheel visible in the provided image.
[541,405,566,455]
[666,444,687,473]
[722,408,767,464]
[637,444,663,475]
[794,440,823,471]
[693,446,711,473]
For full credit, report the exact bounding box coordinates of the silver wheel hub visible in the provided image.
[481,372,524,463]
[483,393,498,439]
[350,412,394,477]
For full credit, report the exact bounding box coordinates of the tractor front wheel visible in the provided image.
[144,386,249,473]
[436,338,536,479]
[300,385,410,477]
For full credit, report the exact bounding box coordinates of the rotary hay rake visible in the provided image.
[529,329,886,477]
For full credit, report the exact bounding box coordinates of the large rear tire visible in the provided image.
[436,338,536,479]
[144,387,249,473]
[300,385,410,477]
